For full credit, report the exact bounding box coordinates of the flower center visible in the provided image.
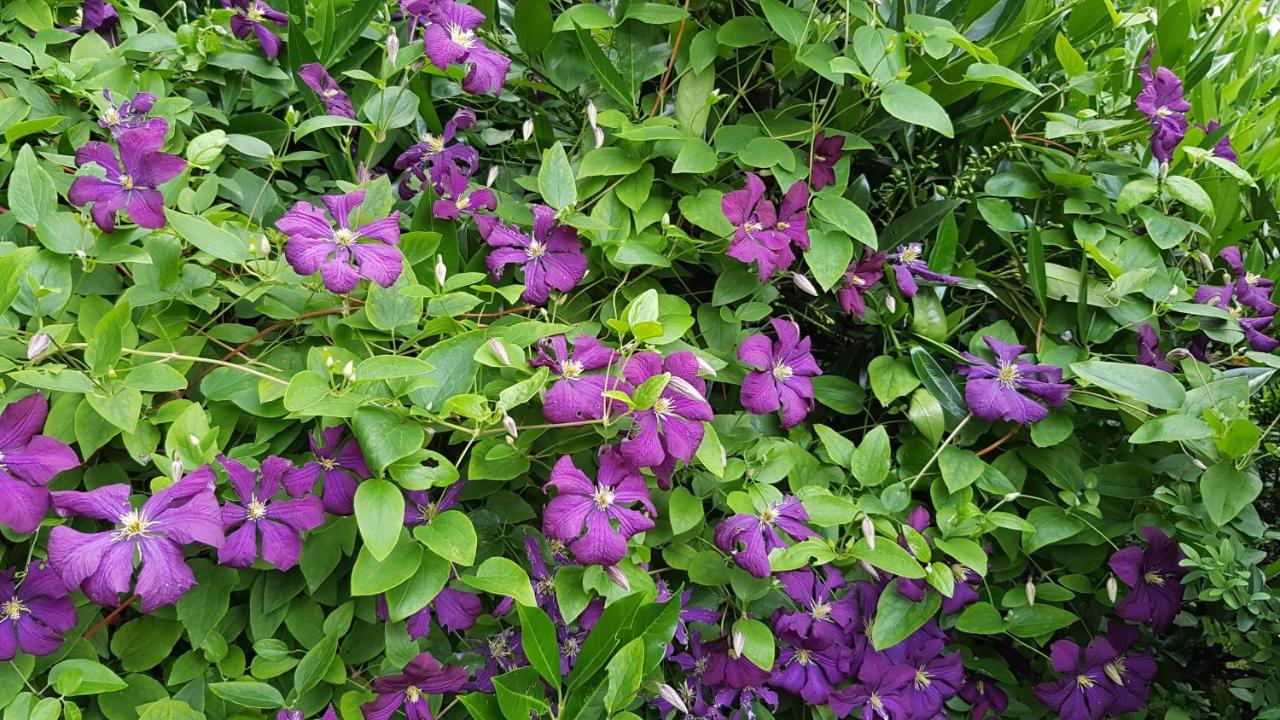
[119,174,135,190]
[0,450,6,471]
[996,361,1022,390]
[421,134,446,154]
[103,106,120,124]
[772,363,794,380]
[815,155,826,163]
[246,497,268,521]
[652,397,673,416]
[759,506,778,525]
[1244,272,1260,286]
[563,636,580,657]
[1076,674,1095,689]
[455,195,471,210]
[448,24,476,49]
[319,457,336,470]
[850,275,866,286]
[404,685,422,702]
[419,503,439,523]
[869,692,884,710]
[548,539,567,556]
[1156,106,1173,117]
[561,360,584,379]
[322,88,339,99]
[1104,658,1127,685]
[246,6,265,22]
[333,228,356,246]
[1143,571,1166,586]
[536,577,555,596]
[591,485,615,510]
[743,222,764,233]
[489,636,512,660]
[694,657,708,675]
[525,240,547,259]
[898,246,920,263]
[776,221,790,230]
[913,668,932,689]
[810,601,831,620]
[113,509,153,541]
[3,598,26,620]
[794,649,812,665]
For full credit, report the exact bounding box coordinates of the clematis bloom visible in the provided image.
[422,1,512,95]
[956,335,1072,424]
[478,204,587,305]
[1033,638,1117,720]
[224,0,288,60]
[394,109,478,199]
[888,242,959,299]
[98,90,164,136]
[714,496,815,578]
[618,351,713,486]
[275,190,403,294]
[298,64,356,119]
[529,335,624,423]
[0,562,77,660]
[283,425,369,515]
[1196,120,1238,163]
[1108,526,1188,633]
[723,173,792,281]
[542,450,655,566]
[1135,47,1190,164]
[809,131,845,190]
[738,318,822,428]
[838,251,888,319]
[361,652,469,720]
[218,456,325,571]
[69,126,187,232]
[828,651,917,720]
[0,393,80,534]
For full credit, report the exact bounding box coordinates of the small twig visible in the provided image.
[460,304,535,319]
[84,593,138,639]
[648,0,694,118]
[976,427,1019,457]
[185,307,349,390]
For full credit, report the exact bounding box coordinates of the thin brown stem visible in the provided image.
[976,427,1019,457]
[647,0,694,118]
[84,593,138,639]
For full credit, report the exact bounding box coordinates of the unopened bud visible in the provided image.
[858,559,880,581]
[170,455,184,480]
[884,295,897,313]
[1003,492,1020,503]
[694,355,717,378]
[605,564,630,591]
[1196,252,1214,271]
[731,628,745,657]
[1191,457,1207,471]
[435,255,448,286]
[666,376,706,402]
[1059,330,1073,342]
[792,272,819,296]
[656,684,688,714]
[342,360,355,381]
[488,339,510,365]
[1025,579,1036,606]
[486,166,499,186]
[593,126,604,148]
[1104,662,1123,685]
[861,515,877,550]
[502,413,518,440]
[188,434,201,448]
[1106,575,1118,603]
[325,354,335,369]
[1167,286,1180,298]
[522,118,534,141]
[1166,348,1192,362]
[387,31,400,64]
[587,101,598,128]
[661,213,671,227]
[26,333,50,360]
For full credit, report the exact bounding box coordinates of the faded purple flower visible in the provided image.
[276,190,403,294]
[394,109,478,200]
[810,131,845,190]
[1109,526,1188,633]
[298,63,356,119]
[98,90,164,137]
[738,318,822,428]
[529,335,624,423]
[66,0,120,41]
[276,706,337,720]
[478,204,588,305]
[361,652,468,720]
[838,251,888,319]
[48,468,224,611]
[283,425,369,515]
[714,496,815,578]
[225,0,288,60]
[957,335,1072,424]
[773,566,852,646]
[69,126,187,232]
[1033,638,1117,720]
[0,393,80,535]
[432,170,496,221]
[470,628,525,692]
[619,351,713,486]
[828,651,917,720]
[959,675,1008,720]
[0,562,76,660]
[218,455,325,571]
[542,449,655,566]
[422,1,512,95]
[1136,323,1176,372]
[723,173,792,281]
[1196,120,1238,163]
[1136,48,1190,164]
[888,243,959,299]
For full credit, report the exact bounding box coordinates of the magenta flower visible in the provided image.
[1196,120,1238,162]
[69,126,187,232]
[394,109,478,200]
[1136,323,1175,372]
[882,630,964,719]
[276,190,403,294]
[218,456,325,571]
[422,1,511,95]
[1108,526,1188,633]
[98,90,164,137]
[432,166,496,221]
[0,393,80,535]
[542,450,655,566]
[772,632,849,704]
[1033,638,1117,720]
[888,242,959,298]
[0,562,77,660]
[838,251,888,319]
[828,651,917,720]
[48,468,224,611]
[224,0,288,60]
[959,675,1008,720]
[773,567,853,646]
[618,351,713,486]
[529,335,625,423]
[478,204,587,305]
[956,335,1071,424]
[361,652,469,720]
[722,173,792,281]
[283,425,369,515]
[738,318,822,428]
[809,131,845,190]
[403,481,465,527]
[1135,48,1190,164]
[774,181,812,254]
[714,496,815,578]
[298,63,356,119]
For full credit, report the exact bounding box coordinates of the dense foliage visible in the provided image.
[2,0,1280,718]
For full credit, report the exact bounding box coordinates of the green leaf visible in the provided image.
[804,228,854,291]
[464,557,537,607]
[1022,506,1083,553]
[360,86,418,130]
[1006,605,1079,638]
[351,536,423,595]
[604,637,645,712]
[851,426,891,486]
[518,605,562,689]
[1070,361,1185,410]
[352,406,424,475]
[813,194,877,248]
[293,632,339,695]
[1117,178,1158,213]
[909,347,966,420]
[573,24,634,111]
[412,510,478,565]
[868,355,920,406]
[1201,463,1261,525]
[208,681,284,709]
[939,447,985,493]
[354,478,405,561]
[964,63,1042,95]
[166,211,248,263]
[668,486,704,534]
[871,584,940,650]
[955,602,1005,634]
[879,82,953,138]
[851,538,924,578]
[48,660,127,696]
[9,144,57,226]
[1165,175,1214,216]
[757,0,807,45]
[111,617,183,672]
[538,142,578,210]
[1129,414,1214,444]
[513,0,553,54]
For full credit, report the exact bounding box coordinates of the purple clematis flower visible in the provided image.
[1195,246,1277,316]
[738,318,822,428]
[478,204,588,305]
[1136,48,1191,164]
[0,562,77,660]
[772,632,849,704]
[521,536,561,619]
[276,190,403,294]
[828,651,918,720]
[839,580,881,667]
[298,64,356,119]
[529,335,624,423]
[1108,526,1188,633]
[394,109,478,200]
[1098,623,1157,714]
[469,629,526,692]
[959,675,1008,720]
[956,336,1072,424]
[224,0,288,60]
[1196,121,1238,162]
[774,181,812,255]
[422,1,512,95]
[378,587,483,640]
[69,126,187,232]
[773,566,852,646]
[283,425,369,515]
[276,706,338,720]
[714,496,815,578]
[542,449,655,566]
[403,481,465,527]
[98,90,164,137]
[218,456,325,571]
[1033,638,1117,720]
[810,131,845,190]
[1241,315,1280,352]
[888,243,959,299]
[882,630,964,719]
[702,635,772,690]
[0,393,80,535]
[723,173,792,281]
[48,468,224,612]
[1136,323,1176,372]
[361,652,469,720]
[67,0,120,40]
[432,170,496,221]
[838,251,888,319]
[619,350,714,486]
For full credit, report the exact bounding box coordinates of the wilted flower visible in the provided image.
[283,425,370,516]
[838,251,888,319]
[1033,638,1117,720]
[478,204,588,305]
[275,190,403,294]
[738,318,822,428]
[1108,526,1188,633]
[218,456,325,571]
[422,1,512,95]
[1196,120,1238,162]
[98,90,164,136]
[69,126,187,232]
[298,64,357,119]
[888,242,959,298]
[0,562,76,660]
[714,496,815,578]
[1136,323,1176,372]
[542,450,655,566]
[361,652,469,720]
[529,335,624,423]
[0,393,80,535]
[1135,47,1190,164]
[224,0,288,60]
[956,336,1072,424]
[809,131,845,190]
[394,109,478,200]
[618,351,714,487]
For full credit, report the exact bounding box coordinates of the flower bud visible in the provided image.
[170,455,184,480]
[342,360,355,381]
[522,118,534,141]
[587,100,598,129]
[26,333,50,361]
[1003,492,1020,503]
[1024,578,1036,606]
[666,376,706,402]
[1166,347,1192,362]
[435,255,448,287]
[1059,330,1073,342]
[694,355,717,378]
[325,354,335,369]
[188,434,201,448]
[593,126,604,148]
[1106,575,1118,603]
[731,628,745,658]
[488,339,510,365]
[858,559,880,581]
[486,166,499,186]
[792,272,819,296]
[605,564,630,591]
[387,30,400,64]
[861,515,877,550]
[657,684,688,714]
[884,295,897,313]
[502,413,518,440]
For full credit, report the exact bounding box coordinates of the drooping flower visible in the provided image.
[809,131,845,190]
[298,64,356,119]
[432,169,496,221]
[618,351,714,486]
[529,335,624,423]
[218,455,325,571]
[838,251,888,319]
[1108,526,1188,633]
[1136,323,1176,372]
[48,468,224,611]
[0,393,80,535]
[283,425,369,515]
[224,0,288,60]
[738,318,822,428]
[888,243,959,299]
[956,335,1072,424]
[772,567,853,646]
[422,1,512,95]
[1032,638,1117,720]
[360,652,469,720]
[275,190,403,294]
[959,675,1008,720]
[98,90,164,137]
[522,535,561,619]
[882,628,965,719]
[828,651,918,720]
[66,0,120,41]
[403,481,465,528]
[394,109,478,200]
[714,496,815,578]
[772,632,849,704]
[722,173,791,281]
[1196,121,1238,163]
[1195,246,1277,316]
[0,562,77,661]
[1135,47,1191,164]
[478,204,588,305]
[1241,315,1280,352]
[69,126,187,232]
[542,450,655,566]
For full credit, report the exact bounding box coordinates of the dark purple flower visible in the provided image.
[714,496,815,578]
[773,567,852,646]
[670,588,719,646]
[619,351,713,487]
[1033,638,1117,720]
[218,456,325,571]
[1196,121,1238,162]
[403,481,465,527]
[432,169,496,221]
[469,628,525,692]
[529,335,625,423]
[224,0,288,60]
[276,190,403,294]
[888,243,959,299]
[283,425,369,515]
[722,173,792,281]
[0,393,80,535]
[772,633,849,704]
[542,449,655,566]
[478,204,588,305]
[522,536,560,618]
[48,468,224,611]
[98,90,164,137]
[738,318,822,428]
[378,587,483,640]
[838,251,888,319]
[702,635,771,690]
[0,562,76,660]
[361,652,468,720]
[838,580,881,667]
[1097,623,1157,714]
[276,706,337,720]
[66,0,120,41]
[882,630,964,719]
[422,1,512,95]
[959,675,1008,720]
[1108,526,1188,633]
[956,336,1072,424]
[828,651,918,720]
[394,109,478,200]
[69,127,187,232]
[1241,315,1280,352]
[1203,246,1276,315]
[298,63,356,119]
[1136,323,1175,372]
[1136,48,1190,164]
[774,181,812,254]
[810,131,845,190]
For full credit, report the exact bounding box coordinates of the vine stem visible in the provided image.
[67,345,293,387]
[185,307,351,389]
[910,414,973,488]
[84,593,139,639]
[976,426,1019,457]
[647,0,694,118]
